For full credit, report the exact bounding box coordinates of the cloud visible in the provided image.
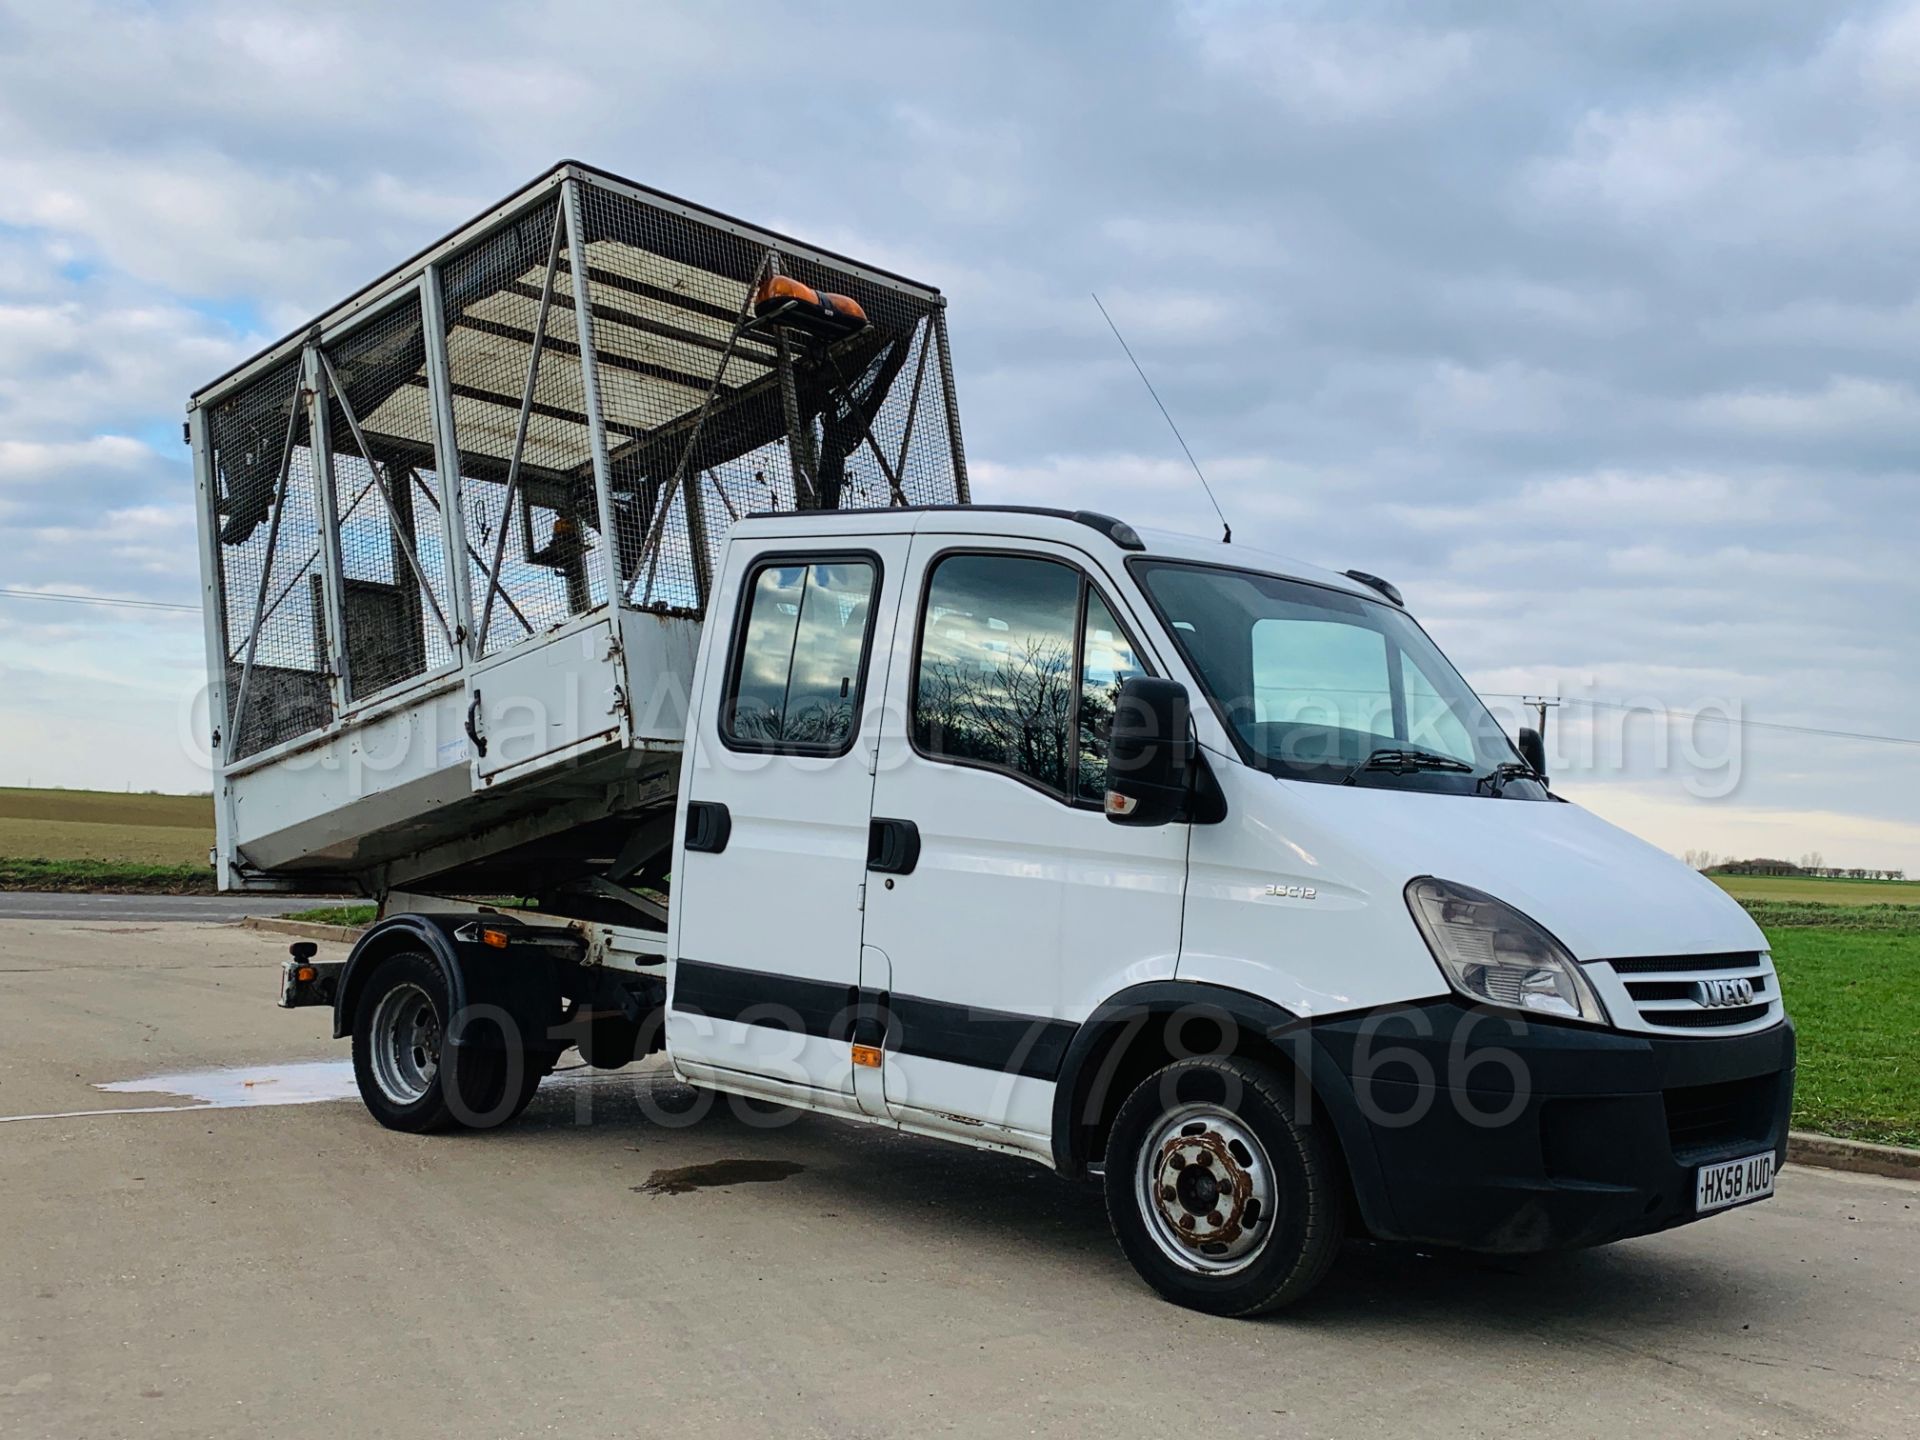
[1180,3,1481,123]
[1528,102,1748,223]
[1690,375,1920,437]
[0,298,258,434]
[0,0,1907,877]
[1830,1,1920,103]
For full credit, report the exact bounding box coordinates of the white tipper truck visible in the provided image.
[191,162,1793,1315]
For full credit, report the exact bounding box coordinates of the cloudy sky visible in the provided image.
[1,0,1916,870]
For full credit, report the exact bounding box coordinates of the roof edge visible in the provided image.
[190,159,943,409]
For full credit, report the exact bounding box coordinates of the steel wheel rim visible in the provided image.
[1134,1101,1278,1276]
[370,982,441,1106]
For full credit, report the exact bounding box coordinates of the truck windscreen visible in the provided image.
[1131,560,1546,798]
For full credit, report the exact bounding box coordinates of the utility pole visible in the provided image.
[1523,695,1563,753]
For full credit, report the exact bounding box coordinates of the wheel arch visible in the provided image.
[1050,979,1396,1237]
[331,914,470,1040]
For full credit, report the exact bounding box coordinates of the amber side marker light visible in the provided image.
[851,1043,883,1068]
[480,927,511,949]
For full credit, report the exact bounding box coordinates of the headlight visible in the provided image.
[1405,877,1608,1025]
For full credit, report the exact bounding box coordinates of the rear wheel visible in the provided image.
[351,952,534,1133]
[1104,1055,1344,1316]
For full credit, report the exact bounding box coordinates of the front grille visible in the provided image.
[1627,975,1770,1002]
[1591,951,1782,1034]
[1665,1075,1779,1156]
[1644,1003,1774,1029]
[1609,951,1757,975]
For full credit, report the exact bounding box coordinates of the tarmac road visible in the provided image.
[0,891,338,922]
[0,917,1914,1439]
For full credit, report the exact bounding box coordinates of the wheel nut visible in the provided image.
[1169,1153,1186,1170]
[1207,1210,1224,1227]
[1195,1150,1214,1168]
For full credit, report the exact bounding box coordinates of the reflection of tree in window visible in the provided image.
[1076,592,1142,802]
[727,561,874,747]
[914,555,1081,793]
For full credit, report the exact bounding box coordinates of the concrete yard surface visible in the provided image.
[0,916,1915,1439]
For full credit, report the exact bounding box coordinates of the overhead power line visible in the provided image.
[1480,693,1920,749]
[0,587,199,614]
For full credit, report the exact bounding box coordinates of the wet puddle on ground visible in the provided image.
[632,1159,806,1195]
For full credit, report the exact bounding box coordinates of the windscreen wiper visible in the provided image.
[1476,761,1542,796]
[1341,748,1475,785]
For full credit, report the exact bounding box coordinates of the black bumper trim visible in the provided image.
[1306,1000,1796,1253]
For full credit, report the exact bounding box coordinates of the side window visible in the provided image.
[1076,591,1144,802]
[723,557,876,751]
[913,553,1082,794]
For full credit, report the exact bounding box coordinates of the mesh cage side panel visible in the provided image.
[438,197,605,655]
[575,181,964,613]
[322,293,457,700]
[206,355,334,760]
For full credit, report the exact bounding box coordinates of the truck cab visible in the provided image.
[632,504,1790,1313]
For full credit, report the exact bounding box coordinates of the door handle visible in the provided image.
[685,800,732,854]
[464,690,488,758]
[867,817,920,876]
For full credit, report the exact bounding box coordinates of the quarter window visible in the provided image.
[1077,591,1145,802]
[723,558,876,751]
[913,551,1147,802]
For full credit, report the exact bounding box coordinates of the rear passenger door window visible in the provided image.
[912,551,1147,804]
[722,556,877,753]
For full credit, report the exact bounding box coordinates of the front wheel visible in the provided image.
[1104,1056,1345,1316]
[350,952,538,1133]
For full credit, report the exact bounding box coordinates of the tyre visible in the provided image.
[350,951,533,1133]
[1103,1055,1345,1316]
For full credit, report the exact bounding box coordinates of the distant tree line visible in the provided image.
[1683,849,1906,882]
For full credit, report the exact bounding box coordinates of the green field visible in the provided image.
[0,787,215,890]
[1711,873,1920,905]
[1766,911,1920,1147]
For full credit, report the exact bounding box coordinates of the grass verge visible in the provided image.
[0,857,216,893]
[280,904,379,927]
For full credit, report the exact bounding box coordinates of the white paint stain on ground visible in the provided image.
[99,1060,361,1108]
[0,1060,357,1124]
[0,1060,623,1123]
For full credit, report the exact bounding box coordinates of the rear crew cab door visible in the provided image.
[860,535,1189,1150]
[667,536,909,1108]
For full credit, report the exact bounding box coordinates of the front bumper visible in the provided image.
[1308,1001,1796,1253]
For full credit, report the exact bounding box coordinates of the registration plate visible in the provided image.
[1695,1151,1776,1214]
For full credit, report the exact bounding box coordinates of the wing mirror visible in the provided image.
[1517,725,1547,777]
[1105,677,1195,827]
